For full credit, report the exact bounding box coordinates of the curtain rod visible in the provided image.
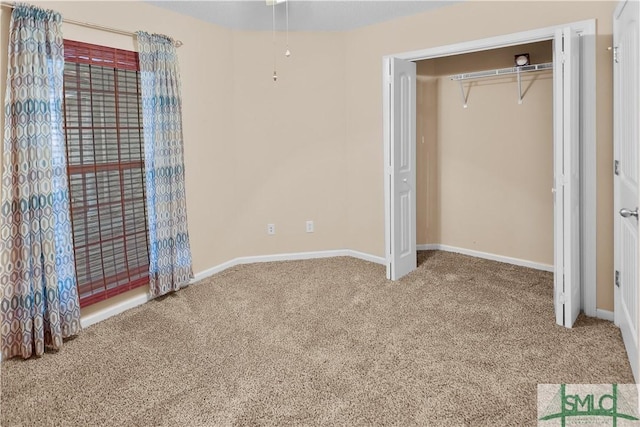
[0,1,183,48]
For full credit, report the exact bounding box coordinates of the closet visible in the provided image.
[416,41,554,266]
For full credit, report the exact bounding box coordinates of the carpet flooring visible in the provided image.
[1,251,634,426]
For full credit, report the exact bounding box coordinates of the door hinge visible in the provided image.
[615,270,621,288]
[559,274,566,303]
[615,160,620,176]
[613,46,619,64]
[559,292,566,304]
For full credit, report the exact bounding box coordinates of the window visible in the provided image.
[62,40,149,307]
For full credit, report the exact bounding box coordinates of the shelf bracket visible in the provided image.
[517,68,523,105]
[458,80,468,109]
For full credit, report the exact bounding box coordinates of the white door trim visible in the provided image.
[383,19,597,317]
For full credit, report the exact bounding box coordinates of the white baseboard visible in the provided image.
[596,309,614,322]
[80,292,150,329]
[192,249,385,284]
[191,258,238,283]
[81,249,384,328]
[416,243,554,272]
[417,244,440,251]
[235,249,351,265]
[345,249,386,265]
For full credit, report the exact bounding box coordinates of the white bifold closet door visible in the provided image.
[553,26,581,328]
[386,57,417,281]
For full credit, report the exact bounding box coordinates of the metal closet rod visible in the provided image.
[0,1,183,48]
[450,62,553,82]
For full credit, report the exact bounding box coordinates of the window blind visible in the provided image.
[62,40,150,307]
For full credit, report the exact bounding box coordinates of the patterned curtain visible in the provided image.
[1,4,81,359]
[136,32,193,298]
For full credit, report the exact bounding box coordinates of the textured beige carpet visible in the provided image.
[1,251,634,426]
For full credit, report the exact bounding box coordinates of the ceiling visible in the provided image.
[147,1,458,32]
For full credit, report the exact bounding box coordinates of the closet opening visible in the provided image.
[415,41,554,275]
[383,20,597,328]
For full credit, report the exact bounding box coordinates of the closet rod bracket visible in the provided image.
[458,80,468,109]
[517,68,523,105]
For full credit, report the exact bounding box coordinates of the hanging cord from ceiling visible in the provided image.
[270,0,291,81]
[285,0,291,58]
[272,1,278,81]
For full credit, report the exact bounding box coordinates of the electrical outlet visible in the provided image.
[306,220,314,233]
[267,224,275,235]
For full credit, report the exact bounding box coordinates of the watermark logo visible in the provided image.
[538,384,640,426]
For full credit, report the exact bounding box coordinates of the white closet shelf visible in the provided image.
[450,62,553,107]
[449,62,553,81]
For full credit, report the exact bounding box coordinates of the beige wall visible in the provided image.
[345,1,616,311]
[231,31,348,256]
[417,41,554,265]
[0,1,619,315]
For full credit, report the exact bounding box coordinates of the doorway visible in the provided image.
[383,21,597,328]
[415,41,554,274]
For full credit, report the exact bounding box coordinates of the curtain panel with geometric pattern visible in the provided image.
[136,32,193,298]
[0,4,81,359]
